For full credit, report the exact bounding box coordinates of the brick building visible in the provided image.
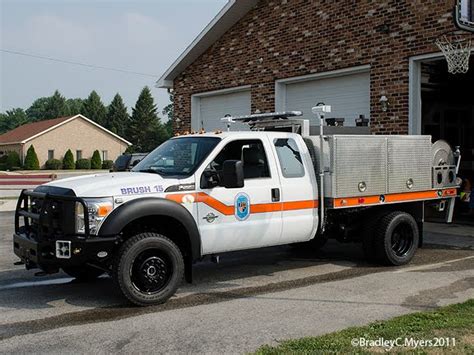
[158,0,473,176]
[0,114,131,168]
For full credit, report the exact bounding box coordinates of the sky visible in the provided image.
[0,0,227,116]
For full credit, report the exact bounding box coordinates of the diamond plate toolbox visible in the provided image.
[326,135,432,198]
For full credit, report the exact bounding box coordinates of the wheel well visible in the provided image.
[325,202,424,245]
[120,215,192,259]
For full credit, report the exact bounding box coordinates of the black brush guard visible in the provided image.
[15,189,90,239]
[13,189,117,272]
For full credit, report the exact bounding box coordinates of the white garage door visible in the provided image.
[195,90,251,131]
[284,71,370,126]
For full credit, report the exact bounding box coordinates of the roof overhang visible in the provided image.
[156,0,258,89]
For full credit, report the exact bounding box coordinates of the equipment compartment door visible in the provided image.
[197,138,283,254]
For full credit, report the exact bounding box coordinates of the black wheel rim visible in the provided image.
[130,249,173,294]
[391,224,414,257]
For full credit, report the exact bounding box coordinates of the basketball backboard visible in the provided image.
[455,0,474,32]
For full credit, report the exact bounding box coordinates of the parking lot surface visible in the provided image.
[0,211,472,353]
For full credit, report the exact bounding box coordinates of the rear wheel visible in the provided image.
[113,232,184,306]
[374,211,419,266]
[62,265,104,281]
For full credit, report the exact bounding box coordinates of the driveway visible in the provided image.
[0,211,472,353]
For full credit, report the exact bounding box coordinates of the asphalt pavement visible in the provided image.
[0,210,472,353]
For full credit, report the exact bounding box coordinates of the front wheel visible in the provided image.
[375,211,419,266]
[113,233,184,306]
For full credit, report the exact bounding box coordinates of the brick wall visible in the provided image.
[173,0,473,134]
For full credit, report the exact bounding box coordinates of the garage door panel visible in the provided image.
[285,72,370,126]
[197,90,251,131]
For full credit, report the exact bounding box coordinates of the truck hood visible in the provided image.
[43,172,182,197]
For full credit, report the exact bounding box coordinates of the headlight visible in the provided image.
[75,198,114,235]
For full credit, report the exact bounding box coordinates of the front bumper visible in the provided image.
[13,188,118,272]
[13,232,119,271]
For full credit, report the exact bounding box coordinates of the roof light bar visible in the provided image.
[220,111,303,123]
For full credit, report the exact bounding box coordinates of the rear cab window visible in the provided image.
[273,138,305,178]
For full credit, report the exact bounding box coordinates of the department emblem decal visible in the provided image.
[234,193,250,221]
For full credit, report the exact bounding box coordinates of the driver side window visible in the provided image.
[206,139,270,186]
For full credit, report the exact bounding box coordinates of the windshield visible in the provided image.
[133,136,220,176]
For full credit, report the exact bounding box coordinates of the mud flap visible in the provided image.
[445,197,456,224]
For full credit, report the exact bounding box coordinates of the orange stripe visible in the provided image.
[333,188,457,208]
[165,192,318,215]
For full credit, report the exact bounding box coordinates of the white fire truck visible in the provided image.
[13,106,460,306]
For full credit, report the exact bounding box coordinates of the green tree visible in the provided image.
[26,90,69,121]
[63,149,75,169]
[24,145,40,170]
[0,108,29,134]
[66,98,84,115]
[129,86,167,152]
[91,150,102,169]
[164,119,173,139]
[106,93,129,136]
[162,92,174,121]
[82,91,107,126]
[162,92,174,140]
[6,151,21,170]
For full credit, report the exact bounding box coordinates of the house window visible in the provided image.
[102,150,108,161]
[48,150,54,160]
[76,150,82,160]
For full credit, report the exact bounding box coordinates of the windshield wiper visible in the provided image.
[136,168,164,175]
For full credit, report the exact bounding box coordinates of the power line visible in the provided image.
[0,49,157,78]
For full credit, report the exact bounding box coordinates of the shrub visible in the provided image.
[76,158,91,169]
[5,151,21,170]
[63,149,75,170]
[0,155,9,170]
[24,145,40,170]
[91,150,102,169]
[102,160,114,170]
[45,158,62,170]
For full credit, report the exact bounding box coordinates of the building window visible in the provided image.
[102,150,108,161]
[48,150,54,160]
[76,150,82,160]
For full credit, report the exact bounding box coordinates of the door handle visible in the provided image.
[271,188,280,202]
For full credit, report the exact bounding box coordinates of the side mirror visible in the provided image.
[222,160,244,188]
[200,170,219,189]
[131,159,140,167]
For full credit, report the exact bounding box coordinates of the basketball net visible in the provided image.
[435,32,472,74]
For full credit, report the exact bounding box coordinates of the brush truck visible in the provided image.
[13,107,459,306]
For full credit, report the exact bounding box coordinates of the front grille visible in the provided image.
[15,190,89,241]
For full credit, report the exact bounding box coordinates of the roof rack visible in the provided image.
[220,111,302,123]
[220,111,307,133]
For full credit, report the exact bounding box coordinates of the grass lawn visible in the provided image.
[255,299,474,354]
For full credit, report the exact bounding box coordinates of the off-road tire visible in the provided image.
[374,211,419,266]
[62,265,105,281]
[113,232,184,306]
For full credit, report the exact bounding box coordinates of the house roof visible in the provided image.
[0,114,132,145]
[156,0,258,89]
